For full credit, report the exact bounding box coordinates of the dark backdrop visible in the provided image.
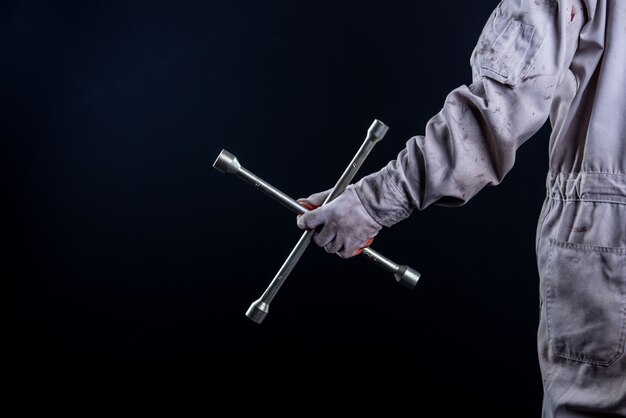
[4,0,550,413]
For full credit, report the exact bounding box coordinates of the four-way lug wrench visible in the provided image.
[213,120,420,324]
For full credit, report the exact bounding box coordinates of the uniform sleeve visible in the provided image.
[354,0,586,227]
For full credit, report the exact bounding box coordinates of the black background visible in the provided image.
[4,0,550,413]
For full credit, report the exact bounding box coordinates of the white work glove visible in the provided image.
[296,186,382,258]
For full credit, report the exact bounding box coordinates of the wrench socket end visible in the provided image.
[213,149,241,175]
[394,265,421,289]
[246,299,269,324]
[366,120,389,144]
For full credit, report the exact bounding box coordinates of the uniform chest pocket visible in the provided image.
[546,239,626,366]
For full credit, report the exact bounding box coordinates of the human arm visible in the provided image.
[298,0,587,255]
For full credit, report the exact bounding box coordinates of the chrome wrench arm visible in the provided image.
[213,148,420,288]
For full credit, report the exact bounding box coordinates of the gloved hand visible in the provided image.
[296,186,382,258]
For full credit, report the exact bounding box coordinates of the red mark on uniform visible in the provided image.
[570,5,576,22]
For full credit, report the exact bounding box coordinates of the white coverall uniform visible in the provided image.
[353,1,626,415]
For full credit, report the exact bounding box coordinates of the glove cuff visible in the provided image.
[353,168,414,228]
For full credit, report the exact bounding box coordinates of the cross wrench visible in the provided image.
[213,120,420,323]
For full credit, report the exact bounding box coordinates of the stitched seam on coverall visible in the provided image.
[383,169,408,204]
[547,172,626,204]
